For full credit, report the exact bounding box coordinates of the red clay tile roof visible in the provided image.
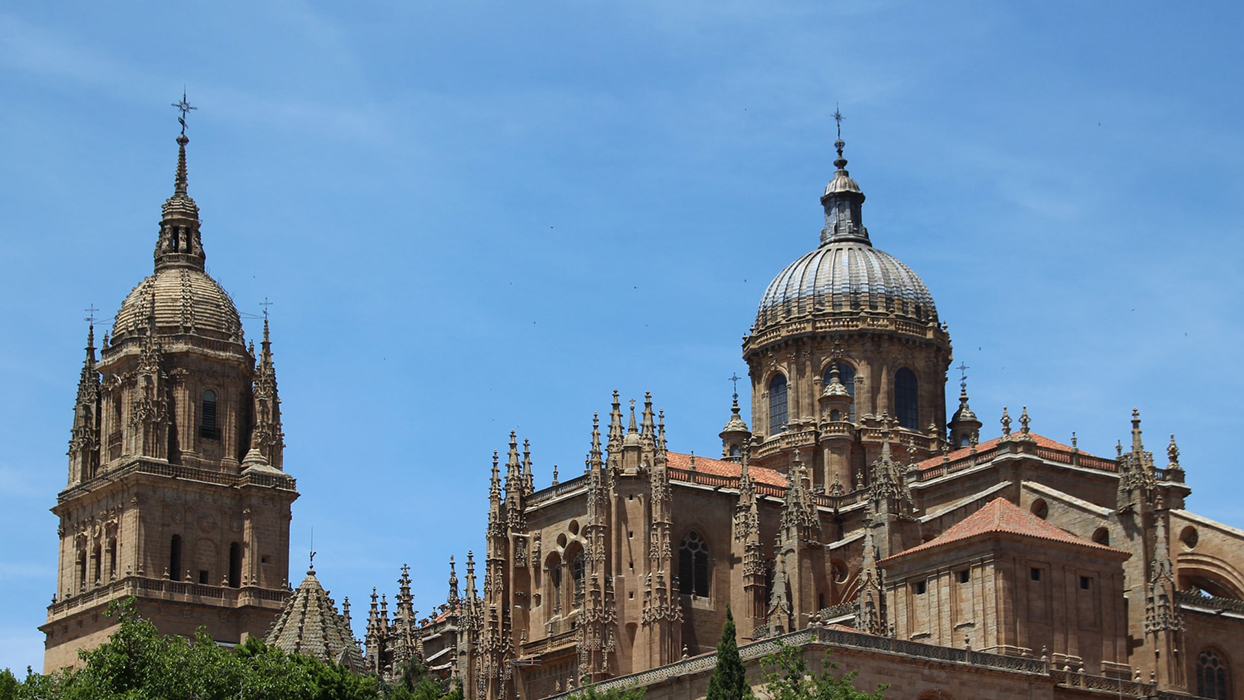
[915,432,1105,470]
[666,452,788,488]
[883,497,1121,561]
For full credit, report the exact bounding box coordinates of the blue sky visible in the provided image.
[2,1,1243,674]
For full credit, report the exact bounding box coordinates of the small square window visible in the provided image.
[199,570,209,584]
[261,555,271,564]
[958,570,970,584]
[914,581,927,595]
[1031,568,1042,582]
[1080,576,1092,590]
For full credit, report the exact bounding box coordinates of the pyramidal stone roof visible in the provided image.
[265,566,364,671]
[884,497,1125,562]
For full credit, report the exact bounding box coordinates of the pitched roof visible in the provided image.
[265,568,365,671]
[883,497,1122,561]
[914,432,1100,470]
[665,452,787,488]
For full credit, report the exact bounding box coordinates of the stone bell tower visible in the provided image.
[40,114,299,671]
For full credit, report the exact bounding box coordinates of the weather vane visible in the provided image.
[171,89,197,136]
[259,297,274,320]
[956,362,970,391]
[84,304,99,325]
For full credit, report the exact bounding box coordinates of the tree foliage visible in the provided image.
[566,682,646,700]
[758,640,887,700]
[0,598,380,700]
[707,606,752,700]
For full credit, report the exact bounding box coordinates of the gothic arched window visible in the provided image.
[768,374,788,434]
[895,368,918,430]
[678,531,710,597]
[200,390,220,440]
[1197,649,1230,699]
[823,363,856,420]
[571,552,585,609]
[548,555,563,612]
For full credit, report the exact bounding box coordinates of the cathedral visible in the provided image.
[361,137,1244,699]
[42,119,1244,699]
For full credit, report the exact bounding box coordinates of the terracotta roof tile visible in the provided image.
[665,452,787,488]
[884,497,1122,561]
[915,432,1103,470]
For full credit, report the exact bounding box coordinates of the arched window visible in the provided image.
[228,542,242,588]
[678,531,710,597]
[571,552,585,609]
[894,368,918,430]
[76,547,87,592]
[200,390,220,440]
[92,544,102,584]
[1197,649,1230,700]
[169,535,183,582]
[823,363,856,420]
[768,375,788,433]
[548,555,563,612]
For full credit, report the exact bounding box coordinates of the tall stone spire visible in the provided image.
[447,556,460,609]
[606,390,624,472]
[67,323,101,484]
[251,317,285,469]
[820,111,869,246]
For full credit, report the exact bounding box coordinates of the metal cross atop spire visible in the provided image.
[956,362,970,392]
[172,89,197,136]
[84,304,99,325]
[728,372,741,398]
[259,297,275,320]
[832,104,846,161]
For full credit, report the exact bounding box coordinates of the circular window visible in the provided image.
[1180,526,1199,550]
[831,560,849,584]
[1031,499,1049,520]
[556,533,568,548]
[568,520,580,535]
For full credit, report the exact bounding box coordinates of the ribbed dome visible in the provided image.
[111,267,243,344]
[756,241,938,329]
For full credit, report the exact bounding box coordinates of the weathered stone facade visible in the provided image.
[388,138,1244,700]
[41,130,299,671]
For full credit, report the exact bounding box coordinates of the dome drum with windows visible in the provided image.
[742,136,953,481]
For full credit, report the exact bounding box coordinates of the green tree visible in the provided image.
[758,640,886,700]
[707,605,752,700]
[566,683,646,700]
[384,659,453,700]
[1,598,378,700]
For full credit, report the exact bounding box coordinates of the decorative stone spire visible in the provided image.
[720,382,751,461]
[251,317,285,469]
[266,564,364,671]
[820,110,869,246]
[154,126,206,272]
[947,365,981,447]
[1000,406,1012,438]
[68,323,101,484]
[606,390,624,472]
[447,556,460,608]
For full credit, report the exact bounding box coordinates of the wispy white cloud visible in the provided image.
[0,12,388,144]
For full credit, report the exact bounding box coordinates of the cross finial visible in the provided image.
[956,362,970,392]
[171,89,197,136]
[832,104,845,161]
[728,372,741,398]
[84,304,99,325]
[259,297,274,320]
